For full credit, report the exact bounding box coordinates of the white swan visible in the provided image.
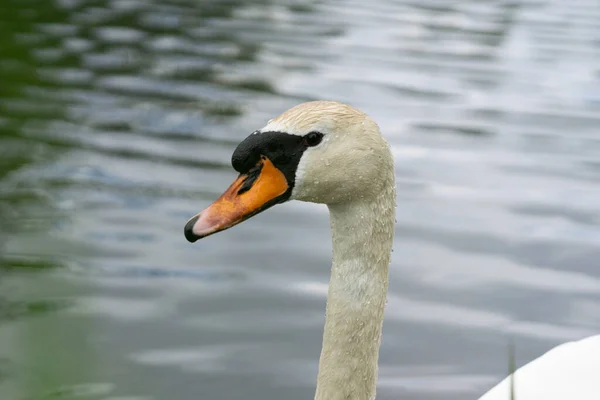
[184,101,600,400]
[480,334,600,400]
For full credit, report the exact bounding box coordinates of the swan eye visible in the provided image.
[303,131,324,147]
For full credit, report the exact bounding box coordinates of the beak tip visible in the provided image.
[184,215,201,243]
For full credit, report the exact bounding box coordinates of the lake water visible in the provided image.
[1,0,600,399]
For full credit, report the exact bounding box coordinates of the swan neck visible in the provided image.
[315,188,395,400]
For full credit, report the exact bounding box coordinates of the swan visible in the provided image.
[184,101,600,400]
[479,334,600,400]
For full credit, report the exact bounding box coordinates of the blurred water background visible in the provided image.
[1,0,600,399]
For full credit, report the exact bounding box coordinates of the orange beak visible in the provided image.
[184,156,289,242]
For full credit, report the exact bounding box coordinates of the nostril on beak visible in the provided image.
[184,215,201,243]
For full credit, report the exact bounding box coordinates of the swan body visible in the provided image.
[184,100,599,400]
[479,334,600,400]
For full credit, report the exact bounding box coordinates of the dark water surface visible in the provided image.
[1,0,600,399]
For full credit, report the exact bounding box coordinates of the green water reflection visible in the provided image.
[0,1,93,399]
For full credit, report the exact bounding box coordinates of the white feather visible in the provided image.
[479,335,600,400]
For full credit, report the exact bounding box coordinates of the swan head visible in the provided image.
[184,100,393,242]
